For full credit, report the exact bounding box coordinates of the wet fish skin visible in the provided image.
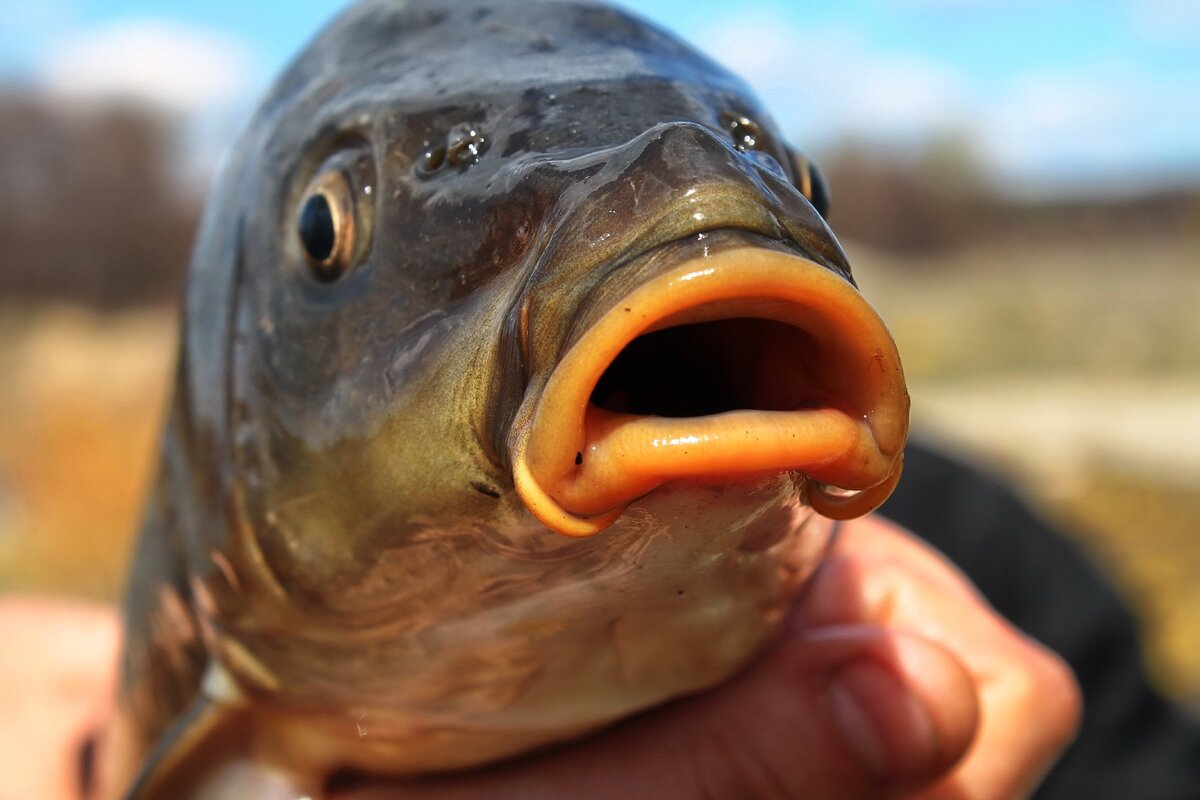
[108,1,907,796]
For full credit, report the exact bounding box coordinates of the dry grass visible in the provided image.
[851,233,1200,379]
[0,306,174,599]
[1055,471,1200,703]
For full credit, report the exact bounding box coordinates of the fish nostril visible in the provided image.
[718,112,762,153]
[589,318,834,419]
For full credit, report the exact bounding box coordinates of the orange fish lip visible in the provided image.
[510,240,909,537]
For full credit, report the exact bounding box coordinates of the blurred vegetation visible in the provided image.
[0,92,1196,704]
[822,135,1200,255]
[1059,469,1200,703]
[0,90,197,307]
[0,307,173,600]
[851,236,1200,379]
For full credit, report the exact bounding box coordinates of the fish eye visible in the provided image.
[292,147,376,284]
[297,171,357,282]
[789,150,831,219]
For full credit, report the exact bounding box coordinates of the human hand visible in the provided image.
[2,514,1080,800]
[0,596,119,800]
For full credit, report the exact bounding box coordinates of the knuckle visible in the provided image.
[1033,649,1083,745]
[806,553,910,626]
[1007,639,1083,748]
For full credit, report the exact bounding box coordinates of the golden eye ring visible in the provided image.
[789,150,831,219]
[297,170,357,282]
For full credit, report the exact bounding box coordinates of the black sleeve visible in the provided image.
[879,440,1200,800]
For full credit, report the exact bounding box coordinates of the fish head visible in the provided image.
[182,1,905,601]
[164,0,909,761]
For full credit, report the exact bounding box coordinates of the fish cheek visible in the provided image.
[228,284,388,591]
[232,287,493,607]
[235,371,498,611]
[230,386,419,607]
[448,191,541,301]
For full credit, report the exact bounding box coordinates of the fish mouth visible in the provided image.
[510,234,909,537]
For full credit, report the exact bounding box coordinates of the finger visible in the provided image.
[797,516,1058,677]
[0,597,120,800]
[834,515,985,605]
[794,525,1017,660]
[341,626,978,800]
[797,516,1082,799]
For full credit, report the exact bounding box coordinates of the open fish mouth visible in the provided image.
[511,235,909,537]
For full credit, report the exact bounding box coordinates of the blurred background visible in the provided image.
[0,1,1197,706]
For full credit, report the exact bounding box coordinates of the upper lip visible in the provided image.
[519,120,851,306]
[526,181,852,367]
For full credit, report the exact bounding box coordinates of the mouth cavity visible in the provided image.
[511,244,909,537]
[590,318,832,418]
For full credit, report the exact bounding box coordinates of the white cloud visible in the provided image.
[39,20,262,189]
[877,0,1027,8]
[981,70,1133,160]
[6,0,78,34]
[976,64,1200,194]
[695,14,968,148]
[1127,0,1200,45]
[829,56,965,139]
[691,10,1200,195]
[43,20,256,116]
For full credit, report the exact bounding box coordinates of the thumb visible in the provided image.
[344,626,978,800]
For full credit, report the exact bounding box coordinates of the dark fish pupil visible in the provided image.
[298,193,336,262]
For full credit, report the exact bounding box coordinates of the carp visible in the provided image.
[106,0,908,796]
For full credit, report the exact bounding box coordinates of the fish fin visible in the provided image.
[122,695,321,800]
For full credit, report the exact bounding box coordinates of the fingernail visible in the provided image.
[828,658,937,777]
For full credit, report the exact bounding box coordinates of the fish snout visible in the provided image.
[522,120,844,280]
[509,234,909,537]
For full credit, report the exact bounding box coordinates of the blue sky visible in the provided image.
[4,0,1199,196]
